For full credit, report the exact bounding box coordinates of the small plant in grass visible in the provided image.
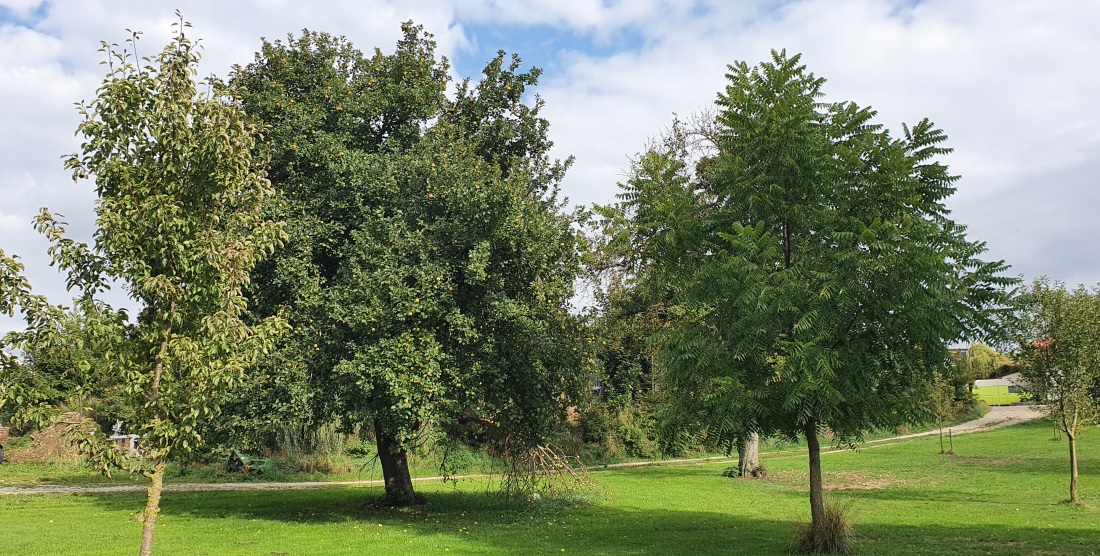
[928,372,961,455]
[721,463,768,478]
[794,498,855,554]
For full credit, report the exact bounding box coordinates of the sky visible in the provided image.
[1,0,1099,334]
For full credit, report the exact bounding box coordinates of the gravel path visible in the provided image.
[869,404,1043,442]
[0,405,1044,497]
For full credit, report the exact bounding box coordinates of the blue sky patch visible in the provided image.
[0,1,49,27]
[453,21,646,80]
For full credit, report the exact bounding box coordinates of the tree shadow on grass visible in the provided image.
[76,486,1100,556]
[78,488,794,554]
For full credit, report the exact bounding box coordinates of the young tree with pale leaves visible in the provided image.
[1018,278,1100,504]
[6,17,286,555]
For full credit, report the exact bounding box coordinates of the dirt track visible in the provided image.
[0,405,1044,497]
[871,404,1043,441]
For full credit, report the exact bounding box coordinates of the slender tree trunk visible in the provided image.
[139,459,167,556]
[1068,431,1078,503]
[738,432,760,477]
[1060,404,1079,504]
[149,309,173,400]
[805,418,825,536]
[374,421,417,506]
[938,421,945,454]
[140,320,173,556]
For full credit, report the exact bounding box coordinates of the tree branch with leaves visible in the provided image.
[6,15,288,555]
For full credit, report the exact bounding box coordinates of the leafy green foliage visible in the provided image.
[0,250,37,324]
[926,372,962,454]
[0,249,54,424]
[1017,278,1100,502]
[1018,280,1100,423]
[2,302,127,431]
[959,343,1004,382]
[229,24,590,503]
[5,16,288,554]
[609,50,1018,545]
[584,115,724,460]
[643,49,1017,443]
[45,19,287,468]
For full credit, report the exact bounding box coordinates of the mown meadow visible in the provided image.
[3,419,1096,555]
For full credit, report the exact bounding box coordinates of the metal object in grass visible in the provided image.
[226,449,271,474]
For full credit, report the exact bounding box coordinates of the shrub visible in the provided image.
[618,404,662,458]
[721,463,768,479]
[439,444,489,477]
[277,421,346,474]
[579,403,612,444]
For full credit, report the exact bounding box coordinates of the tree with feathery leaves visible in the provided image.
[612,50,1017,551]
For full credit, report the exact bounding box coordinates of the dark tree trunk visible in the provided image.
[805,418,825,536]
[738,432,760,477]
[374,420,417,506]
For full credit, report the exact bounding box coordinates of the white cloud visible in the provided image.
[0,0,43,19]
[0,211,23,232]
[0,0,473,326]
[1,0,1098,337]
[533,0,1100,287]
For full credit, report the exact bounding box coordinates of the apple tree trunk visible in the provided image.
[374,420,417,506]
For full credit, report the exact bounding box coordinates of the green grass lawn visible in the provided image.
[3,420,1097,555]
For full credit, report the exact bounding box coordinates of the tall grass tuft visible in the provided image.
[794,498,856,554]
[276,421,347,474]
